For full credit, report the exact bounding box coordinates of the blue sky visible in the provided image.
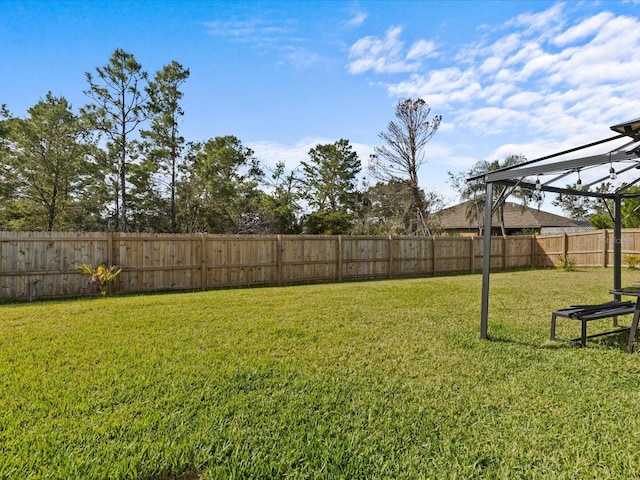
[3,0,640,212]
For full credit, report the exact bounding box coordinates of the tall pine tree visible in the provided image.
[141,61,190,232]
[83,48,148,232]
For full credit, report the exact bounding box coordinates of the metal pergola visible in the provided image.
[472,117,640,341]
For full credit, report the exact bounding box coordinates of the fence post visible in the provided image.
[277,235,282,287]
[563,233,569,259]
[388,235,393,279]
[432,237,437,276]
[337,235,342,282]
[105,232,113,267]
[530,235,536,268]
[470,237,475,274]
[201,233,207,291]
[503,235,508,271]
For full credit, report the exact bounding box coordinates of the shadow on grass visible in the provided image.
[0,287,204,307]
[593,330,633,351]
[488,330,635,353]
[487,334,564,350]
[141,466,202,480]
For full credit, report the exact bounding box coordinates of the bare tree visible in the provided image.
[370,98,442,235]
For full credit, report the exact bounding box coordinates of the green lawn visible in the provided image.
[3,268,640,479]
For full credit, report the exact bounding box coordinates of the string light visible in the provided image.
[535,176,542,191]
[609,153,617,180]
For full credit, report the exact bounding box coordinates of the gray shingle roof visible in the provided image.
[436,201,582,230]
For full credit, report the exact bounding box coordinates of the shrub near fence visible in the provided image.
[2,229,640,302]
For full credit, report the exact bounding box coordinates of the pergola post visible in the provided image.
[480,181,493,340]
[614,195,622,292]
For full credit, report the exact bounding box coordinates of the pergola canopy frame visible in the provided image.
[476,119,640,341]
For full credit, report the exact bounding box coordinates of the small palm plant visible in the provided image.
[76,263,122,296]
[557,254,577,272]
[624,254,640,270]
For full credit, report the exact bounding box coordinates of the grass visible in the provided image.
[3,268,640,479]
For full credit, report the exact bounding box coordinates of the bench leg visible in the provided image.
[627,308,640,353]
[581,320,587,347]
[551,313,557,341]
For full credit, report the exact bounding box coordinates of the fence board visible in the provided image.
[535,234,563,267]
[506,236,535,269]
[281,236,339,284]
[0,232,107,300]
[389,238,431,276]
[342,236,390,279]
[434,237,472,273]
[567,230,603,267]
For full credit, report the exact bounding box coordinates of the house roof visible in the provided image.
[436,201,583,230]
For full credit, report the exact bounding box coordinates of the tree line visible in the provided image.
[0,49,445,235]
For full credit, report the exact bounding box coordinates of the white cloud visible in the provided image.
[387,68,483,107]
[406,40,437,60]
[204,19,290,39]
[553,11,614,46]
[204,16,320,69]
[503,91,544,109]
[490,141,544,162]
[249,138,375,175]
[341,3,640,207]
[279,46,320,70]
[348,26,407,73]
[509,2,566,39]
[457,107,532,136]
[249,138,323,171]
[489,33,522,59]
[347,26,433,74]
[483,82,519,105]
[479,56,503,75]
[376,4,640,152]
[346,10,368,28]
[547,15,640,87]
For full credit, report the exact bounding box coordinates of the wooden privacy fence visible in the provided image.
[535,229,639,268]
[1,229,638,301]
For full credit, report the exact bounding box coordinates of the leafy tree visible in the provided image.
[300,139,361,234]
[590,185,615,228]
[370,98,442,235]
[258,161,302,234]
[180,136,264,233]
[127,156,171,232]
[0,93,101,231]
[142,61,190,232]
[551,185,592,221]
[0,105,15,203]
[621,186,640,228]
[361,179,441,235]
[83,48,149,232]
[552,182,615,227]
[448,155,533,236]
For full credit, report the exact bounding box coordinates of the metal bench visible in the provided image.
[551,300,636,347]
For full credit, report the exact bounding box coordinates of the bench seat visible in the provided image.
[551,301,636,347]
